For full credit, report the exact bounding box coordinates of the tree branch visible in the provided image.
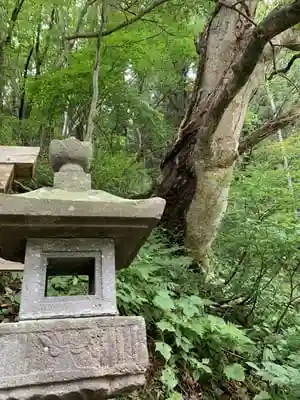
[268,53,300,80]
[68,0,98,49]
[6,0,26,45]
[238,108,300,154]
[194,1,300,140]
[161,1,300,170]
[263,27,300,73]
[35,20,42,76]
[65,0,169,40]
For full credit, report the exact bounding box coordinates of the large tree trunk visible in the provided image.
[186,2,262,271]
[157,0,300,273]
[158,2,259,264]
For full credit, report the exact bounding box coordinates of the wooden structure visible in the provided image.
[0,145,40,193]
[0,258,24,271]
[0,145,40,270]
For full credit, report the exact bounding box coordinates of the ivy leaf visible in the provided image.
[224,363,245,382]
[157,320,175,332]
[153,290,175,311]
[161,366,178,390]
[155,341,172,361]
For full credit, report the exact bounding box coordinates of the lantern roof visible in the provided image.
[0,137,165,269]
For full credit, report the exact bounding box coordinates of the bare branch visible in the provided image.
[75,0,98,33]
[68,0,98,49]
[268,53,300,80]
[238,108,300,154]
[263,28,300,66]
[65,0,169,40]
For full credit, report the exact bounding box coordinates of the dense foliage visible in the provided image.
[1,0,300,399]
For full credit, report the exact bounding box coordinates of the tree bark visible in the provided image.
[157,0,300,273]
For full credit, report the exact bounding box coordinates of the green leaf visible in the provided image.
[166,392,182,400]
[190,321,205,337]
[199,363,212,374]
[224,363,245,382]
[253,391,271,400]
[155,341,172,361]
[72,276,78,286]
[263,347,275,361]
[189,357,212,374]
[157,320,176,332]
[161,366,178,390]
[177,297,198,317]
[246,361,260,371]
[153,291,175,311]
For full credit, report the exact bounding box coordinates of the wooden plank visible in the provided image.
[0,146,40,179]
[0,164,14,193]
[0,258,24,271]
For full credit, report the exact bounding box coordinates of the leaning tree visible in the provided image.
[53,0,300,271]
[155,0,300,272]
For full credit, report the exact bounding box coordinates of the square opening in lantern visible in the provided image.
[45,256,96,297]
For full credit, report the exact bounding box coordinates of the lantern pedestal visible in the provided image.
[0,316,147,400]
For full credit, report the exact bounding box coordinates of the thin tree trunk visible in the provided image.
[0,0,26,106]
[19,45,34,120]
[266,83,294,195]
[85,1,106,142]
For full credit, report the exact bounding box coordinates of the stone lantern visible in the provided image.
[0,137,165,400]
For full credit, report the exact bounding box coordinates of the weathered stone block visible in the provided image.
[53,164,92,191]
[0,316,148,400]
[0,191,165,269]
[49,137,93,173]
[19,238,117,321]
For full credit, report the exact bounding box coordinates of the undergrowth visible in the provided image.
[116,230,300,400]
[1,142,300,399]
[1,229,299,399]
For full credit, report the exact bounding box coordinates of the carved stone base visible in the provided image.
[0,316,148,400]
